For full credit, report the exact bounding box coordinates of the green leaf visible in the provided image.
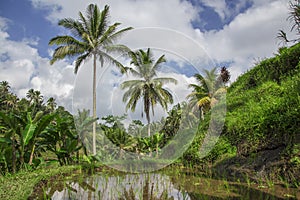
[26,112,33,123]
[33,111,44,123]
[34,113,56,137]
[0,137,12,144]
[66,139,78,153]
[23,123,37,146]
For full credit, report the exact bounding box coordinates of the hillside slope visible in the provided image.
[214,43,300,184]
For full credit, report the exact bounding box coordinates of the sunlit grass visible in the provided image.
[0,165,79,200]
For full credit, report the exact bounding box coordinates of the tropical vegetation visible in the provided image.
[0,1,299,199]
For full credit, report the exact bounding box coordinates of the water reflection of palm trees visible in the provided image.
[47,173,190,200]
[120,178,174,200]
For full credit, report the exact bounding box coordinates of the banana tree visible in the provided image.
[151,132,164,157]
[0,111,56,171]
[101,124,137,159]
[41,108,81,165]
[0,124,13,173]
[0,111,20,173]
[24,112,56,165]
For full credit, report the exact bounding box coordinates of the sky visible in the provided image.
[0,0,295,119]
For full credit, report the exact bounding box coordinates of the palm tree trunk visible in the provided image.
[147,114,151,137]
[92,53,97,155]
[146,101,151,137]
[147,124,151,137]
[200,107,204,120]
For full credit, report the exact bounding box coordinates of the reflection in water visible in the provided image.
[51,174,189,200]
[38,172,298,200]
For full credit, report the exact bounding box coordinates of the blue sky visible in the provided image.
[0,0,292,112]
[0,0,252,58]
[189,0,253,31]
[0,0,57,58]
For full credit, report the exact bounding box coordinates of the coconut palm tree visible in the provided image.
[4,94,19,111]
[48,4,133,155]
[46,97,57,113]
[26,89,44,115]
[121,48,177,137]
[187,68,218,120]
[0,81,10,94]
[0,81,12,110]
[26,89,43,105]
[187,67,229,120]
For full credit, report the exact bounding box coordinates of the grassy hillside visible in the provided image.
[221,43,300,184]
[184,43,300,184]
[226,43,300,155]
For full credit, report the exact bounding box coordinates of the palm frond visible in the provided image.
[121,80,144,90]
[99,22,121,45]
[48,35,85,46]
[277,30,289,44]
[50,45,86,65]
[74,53,91,74]
[96,5,110,37]
[129,51,139,66]
[91,4,102,39]
[58,18,78,31]
[103,44,131,55]
[127,67,142,78]
[152,54,166,72]
[78,11,91,37]
[106,26,133,45]
[153,77,177,85]
[123,86,142,112]
[197,96,211,107]
[97,50,127,73]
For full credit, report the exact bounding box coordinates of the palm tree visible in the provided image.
[0,81,10,93]
[26,89,44,115]
[277,1,300,44]
[26,89,43,105]
[48,4,133,155]
[0,81,11,110]
[26,89,35,102]
[46,97,57,112]
[121,48,177,137]
[187,67,218,120]
[4,94,19,110]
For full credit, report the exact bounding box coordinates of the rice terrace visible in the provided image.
[0,1,299,199]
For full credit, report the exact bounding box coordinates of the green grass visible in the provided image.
[0,165,80,200]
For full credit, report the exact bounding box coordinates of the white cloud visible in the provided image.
[30,0,293,83]
[202,0,291,80]
[30,0,198,34]
[0,17,10,39]
[0,0,295,115]
[0,16,75,109]
[199,0,251,22]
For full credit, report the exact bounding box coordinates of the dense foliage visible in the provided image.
[182,43,300,184]
[1,3,299,189]
[225,43,300,163]
[0,86,82,174]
